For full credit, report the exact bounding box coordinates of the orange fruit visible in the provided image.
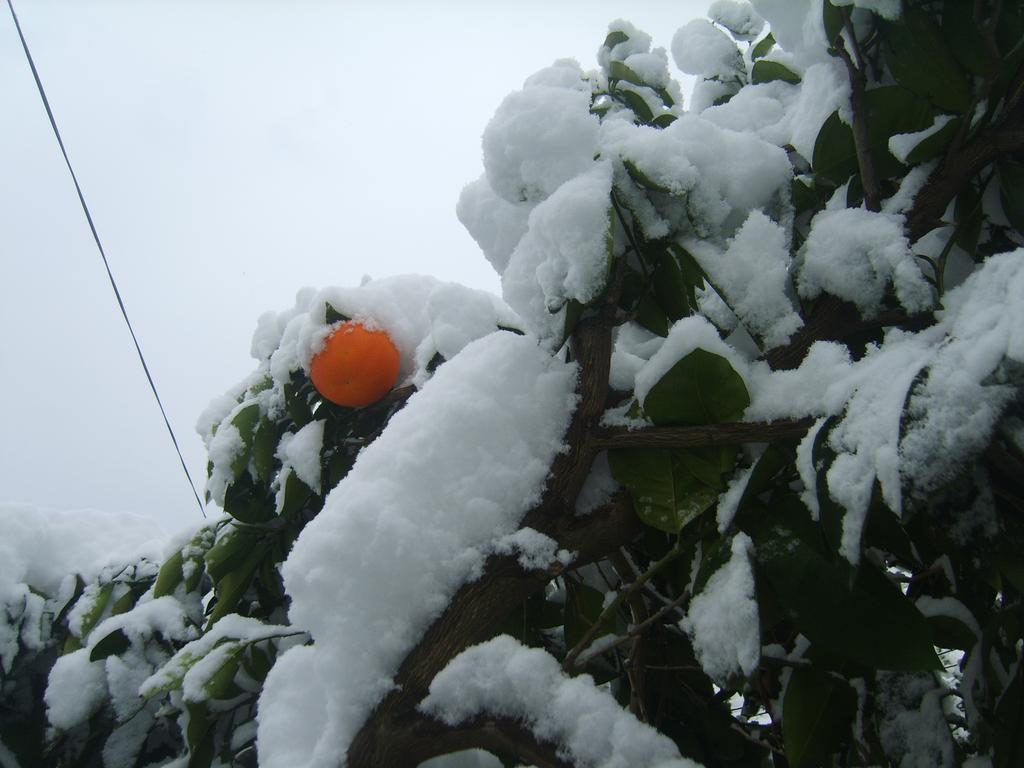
[309,321,401,407]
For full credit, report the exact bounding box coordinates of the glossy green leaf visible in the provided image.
[185,701,214,767]
[205,526,260,582]
[652,246,692,322]
[752,497,942,671]
[279,470,315,520]
[206,545,266,629]
[615,87,655,124]
[110,587,138,616]
[926,613,978,651]
[229,403,261,478]
[609,448,717,533]
[90,628,130,662]
[642,348,750,426]
[954,181,985,258]
[751,32,775,60]
[243,642,274,683]
[905,116,961,165]
[783,666,856,768]
[223,472,275,524]
[942,0,993,76]
[751,60,801,85]
[609,60,645,87]
[821,0,844,47]
[203,648,243,700]
[251,417,277,485]
[77,582,115,639]
[603,30,629,50]
[883,8,972,113]
[623,158,670,193]
[812,87,933,184]
[324,302,349,325]
[652,113,677,129]
[153,550,184,599]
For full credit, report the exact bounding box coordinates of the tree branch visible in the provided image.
[345,493,641,767]
[905,124,1024,242]
[592,419,813,450]
[834,15,881,212]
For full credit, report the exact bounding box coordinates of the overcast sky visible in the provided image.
[1,0,705,534]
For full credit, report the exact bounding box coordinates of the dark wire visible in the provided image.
[6,0,207,519]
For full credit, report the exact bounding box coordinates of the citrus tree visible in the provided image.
[3,1,1024,767]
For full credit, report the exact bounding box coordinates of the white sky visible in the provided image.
[1,0,705,534]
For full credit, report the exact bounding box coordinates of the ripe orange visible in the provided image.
[309,321,401,407]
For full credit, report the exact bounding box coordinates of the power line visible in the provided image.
[6,0,206,519]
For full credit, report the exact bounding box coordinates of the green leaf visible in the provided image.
[251,417,277,485]
[652,246,692,322]
[243,642,274,683]
[603,30,629,50]
[751,60,801,85]
[615,87,655,124]
[279,470,315,519]
[90,628,130,662]
[229,403,261,478]
[998,161,1024,232]
[203,648,243,700]
[206,543,269,628]
[751,32,775,60]
[812,86,933,184]
[641,348,750,426]
[110,587,138,616]
[751,497,942,671]
[609,448,717,533]
[954,180,985,257]
[223,472,276,524]
[652,112,677,129]
[926,613,978,651]
[883,8,972,113]
[153,550,185,599]
[77,582,115,639]
[821,0,844,47]
[942,0,994,76]
[324,302,349,325]
[904,116,962,165]
[783,666,856,768]
[185,702,214,767]
[623,158,670,193]
[206,526,259,582]
[609,60,645,87]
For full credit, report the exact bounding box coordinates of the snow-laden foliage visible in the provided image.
[4,2,1024,767]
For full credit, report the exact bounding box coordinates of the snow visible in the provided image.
[0,504,165,601]
[502,161,614,341]
[597,19,654,74]
[716,464,754,532]
[749,0,833,68]
[278,420,325,494]
[708,1,764,39]
[797,208,934,317]
[671,19,742,79]
[419,635,701,768]
[493,528,574,571]
[44,648,108,729]
[256,331,578,767]
[680,533,760,682]
[701,60,848,162]
[875,672,955,767]
[889,115,956,164]
[482,84,600,205]
[684,209,803,349]
[456,176,533,275]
